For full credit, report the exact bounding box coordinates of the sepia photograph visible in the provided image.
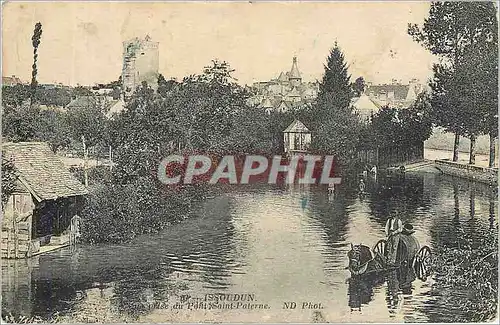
[1,1,498,323]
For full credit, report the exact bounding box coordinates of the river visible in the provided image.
[1,170,497,323]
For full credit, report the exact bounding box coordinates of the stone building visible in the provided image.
[121,35,159,100]
[248,57,319,113]
[364,78,427,109]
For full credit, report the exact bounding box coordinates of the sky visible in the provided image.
[2,1,438,86]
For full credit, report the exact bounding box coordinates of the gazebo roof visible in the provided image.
[283,119,310,133]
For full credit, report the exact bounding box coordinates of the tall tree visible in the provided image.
[409,2,498,164]
[351,76,366,97]
[310,43,360,168]
[30,22,43,106]
[318,42,352,109]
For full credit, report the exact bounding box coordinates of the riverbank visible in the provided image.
[434,159,498,185]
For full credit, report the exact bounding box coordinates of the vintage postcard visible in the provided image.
[1,1,498,323]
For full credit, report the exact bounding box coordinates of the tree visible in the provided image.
[309,43,360,169]
[157,74,178,98]
[409,2,498,164]
[318,42,352,109]
[66,96,108,149]
[37,109,72,152]
[352,76,366,97]
[312,94,361,166]
[1,157,17,211]
[1,103,42,142]
[428,62,466,159]
[30,22,43,106]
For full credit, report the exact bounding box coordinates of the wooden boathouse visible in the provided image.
[2,142,88,259]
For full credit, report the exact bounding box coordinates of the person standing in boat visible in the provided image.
[385,214,403,266]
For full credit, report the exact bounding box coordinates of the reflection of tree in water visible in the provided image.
[419,175,498,323]
[367,174,427,228]
[306,186,354,246]
[3,196,241,321]
[110,196,238,318]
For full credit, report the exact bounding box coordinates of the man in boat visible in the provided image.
[385,214,403,266]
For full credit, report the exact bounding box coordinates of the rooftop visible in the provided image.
[2,142,88,201]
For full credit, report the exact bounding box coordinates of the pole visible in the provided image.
[109,145,113,171]
[82,135,88,187]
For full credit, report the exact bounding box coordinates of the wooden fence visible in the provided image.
[358,142,424,167]
[1,219,32,259]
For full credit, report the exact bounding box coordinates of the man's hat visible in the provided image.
[401,223,415,235]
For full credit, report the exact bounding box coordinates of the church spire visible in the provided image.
[289,57,301,86]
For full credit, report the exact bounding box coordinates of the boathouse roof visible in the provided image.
[2,142,88,201]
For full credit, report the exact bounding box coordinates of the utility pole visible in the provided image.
[82,135,88,187]
[109,145,113,171]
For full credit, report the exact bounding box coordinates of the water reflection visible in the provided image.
[2,171,498,323]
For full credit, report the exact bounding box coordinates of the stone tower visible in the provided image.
[289,57,302,87]
[122,35,159,99]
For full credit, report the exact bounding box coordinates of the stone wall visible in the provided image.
[435,159,498,185]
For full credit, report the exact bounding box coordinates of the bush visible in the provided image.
[69,166,113,186]
[80,176,206,244]
[431,229,498,322]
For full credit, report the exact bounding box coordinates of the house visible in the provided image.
[248,57,319,112]
[1,142,88,259]
[283,120,311,155]
[66,95,126,117]
[351,94,382,122]
[365,79,427,108]
[2,75,23,86]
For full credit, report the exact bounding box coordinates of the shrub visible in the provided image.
[431,229,498,322]
[80,176,206,244]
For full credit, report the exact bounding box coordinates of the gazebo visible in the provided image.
[283,119,311,155]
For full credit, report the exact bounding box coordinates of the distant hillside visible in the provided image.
[425,127,494,155]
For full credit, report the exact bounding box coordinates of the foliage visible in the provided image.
[83,60,276,243]
[36,87,73,107]
[318,42,352,109]
[351,76,366,97]
[225,105,274,153]
[80,177,205,244]
[110,60,269,182]
[369,94,433,149]
[307,43,361,168]
[2,84,77,108]
[38,109,73,152]
[157,74,178,98]
[65,96,108,148]
[409,1,498,163]
[311,93,361,166]
[431,229,498,322]
[1,84,30,108]
[71,86,93,99]
[408,2,497,61]
[1,157,17,210]
[1,103,42,142]
[1,85,88,152]
[30,22,43,104]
